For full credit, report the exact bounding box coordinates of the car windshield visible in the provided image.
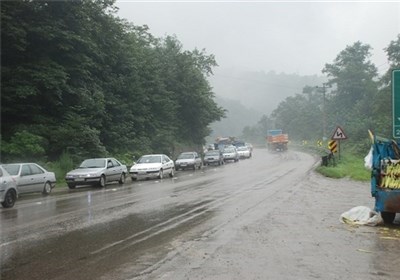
[177,153,194,159]
[237,147,248,151]
[223,148,235,153]
[138,155,162,164]
[206,151,219,156]
[2,164,21,175]
[79,159,106,168]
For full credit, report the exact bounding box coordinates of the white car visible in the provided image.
[65,158,127,189]
[175,152,202,170]
[2,163,56,195]
[237,146,252,158]
[130,154,174,181]
[0,165,18,208]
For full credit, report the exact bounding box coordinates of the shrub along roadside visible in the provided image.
[292,142,371,182]
[316,153,370,182]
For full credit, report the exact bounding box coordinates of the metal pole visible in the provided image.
[316,84,328,141]
[322,84,327,141]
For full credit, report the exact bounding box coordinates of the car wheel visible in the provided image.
[43,182,52,195]
[131,177,137,182]
[99,175,106,188]
[381,211,396,224]
[158,169,163,179]
[67,183,76,189]
[169,168,174,178]
[1,189,17,208]
[119,173,126,184]
[198,163,202,169]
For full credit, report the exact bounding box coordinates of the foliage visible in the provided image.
[316,153,370,181]
[46,151,75,184]
[1,130,47,162]
[244,38,399,154]
[1,0,224,163]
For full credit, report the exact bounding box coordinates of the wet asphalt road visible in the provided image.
[1,148,400,280]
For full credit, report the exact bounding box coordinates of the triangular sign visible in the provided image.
[331,126,347,140]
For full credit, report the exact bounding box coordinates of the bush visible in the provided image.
[46,151,75,186]
[316,153,370,181]
[1,130,47,162]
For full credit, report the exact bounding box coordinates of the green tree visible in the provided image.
[372,35,400,138]
[322,41,379,147]
[1,0,119,159]
[1,0,225,162]
[271,91,323,141]
[155,36,225,151]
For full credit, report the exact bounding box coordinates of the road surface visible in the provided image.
[1,149,399,280]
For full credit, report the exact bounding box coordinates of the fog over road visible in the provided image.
[1,149,399,280]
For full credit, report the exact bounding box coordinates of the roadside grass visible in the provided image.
[316,153,370,181]
[46,151,75,187]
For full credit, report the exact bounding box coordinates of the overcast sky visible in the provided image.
[115,1,400,76]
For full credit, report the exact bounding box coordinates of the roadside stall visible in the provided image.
[370,134,400,223]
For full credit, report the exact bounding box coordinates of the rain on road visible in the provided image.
[1,148,399,280]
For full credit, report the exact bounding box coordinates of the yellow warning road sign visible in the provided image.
[328,140,337,153]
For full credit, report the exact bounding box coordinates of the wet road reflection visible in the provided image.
[2,149,399,279]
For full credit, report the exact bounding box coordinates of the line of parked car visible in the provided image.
[0,144,253,208]
[0,163,57,208]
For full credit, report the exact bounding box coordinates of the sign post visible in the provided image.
[331,126,348,160]
[393,70,400,138]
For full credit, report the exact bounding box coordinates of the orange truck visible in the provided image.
[266,129,289,151]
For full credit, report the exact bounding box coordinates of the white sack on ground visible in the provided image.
[340,206,383,226]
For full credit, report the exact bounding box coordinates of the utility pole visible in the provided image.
[316,83,330,141]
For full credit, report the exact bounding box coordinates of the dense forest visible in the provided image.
[1,0,225,163]
[240,38,400,153]
[2,0,400,166]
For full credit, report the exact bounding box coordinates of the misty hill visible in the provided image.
[207,68,327,139]
[207,96,262,141]
[210,68,327,115]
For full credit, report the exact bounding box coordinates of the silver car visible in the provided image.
[0,165,18,208]
[65,158,128,189]
[175,152,202,170]
[203,150,224,166]
[2,163,56,195]
[222,146,240,162]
